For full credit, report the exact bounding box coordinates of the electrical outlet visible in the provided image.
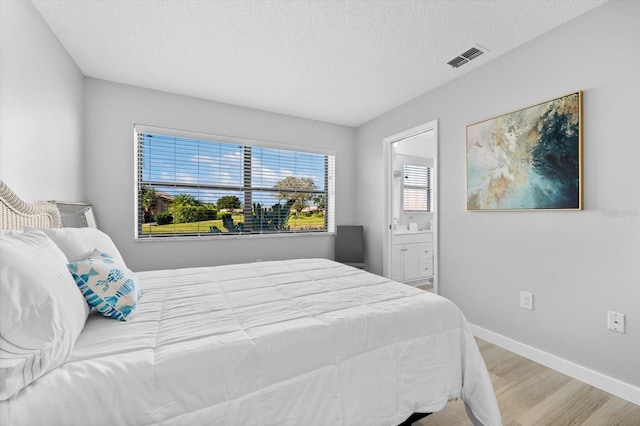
[608,311,625,333]
[520,291,533,310]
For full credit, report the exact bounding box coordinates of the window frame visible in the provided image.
[402,163,432,213]
[134,125,336,240]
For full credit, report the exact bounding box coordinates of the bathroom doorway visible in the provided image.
[382,120,438,292]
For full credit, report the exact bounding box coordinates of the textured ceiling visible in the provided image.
[31,0,606,127]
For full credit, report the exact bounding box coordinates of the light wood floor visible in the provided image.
[417,338,640,426]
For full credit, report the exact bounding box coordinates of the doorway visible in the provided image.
[382,120,438,292]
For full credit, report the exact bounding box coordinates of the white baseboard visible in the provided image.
[469,323,640,406]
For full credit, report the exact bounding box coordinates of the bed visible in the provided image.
[0,180,502,426]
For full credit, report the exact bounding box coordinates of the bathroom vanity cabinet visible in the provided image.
[391,231,433,284]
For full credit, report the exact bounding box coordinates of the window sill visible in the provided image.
[134,231,334,242]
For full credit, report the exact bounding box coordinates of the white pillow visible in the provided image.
[68,250,143,321]
[0,231,88,400]
[25,227,127,266]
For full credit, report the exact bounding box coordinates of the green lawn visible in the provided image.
[141,214,325,235]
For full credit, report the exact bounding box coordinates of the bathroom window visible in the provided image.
[403,164,431,212]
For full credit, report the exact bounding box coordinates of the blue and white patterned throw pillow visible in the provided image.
[67,250,142,321]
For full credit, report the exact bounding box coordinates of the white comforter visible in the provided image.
[1,258,501,426]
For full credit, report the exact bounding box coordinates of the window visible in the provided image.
[135,126,335,238]
[403,164,431,212]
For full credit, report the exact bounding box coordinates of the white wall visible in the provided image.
[356,0,639,391]
[83,78,356,272]
[4,0,636,399]
[0,0,84,201]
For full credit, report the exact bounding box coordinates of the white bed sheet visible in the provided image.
[0,258,501,426]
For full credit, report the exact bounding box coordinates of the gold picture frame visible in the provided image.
[466,91,583,211]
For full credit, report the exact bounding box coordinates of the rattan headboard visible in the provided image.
[0,180,61,230]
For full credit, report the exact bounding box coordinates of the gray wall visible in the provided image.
[356,0,639,388]
[83,78,356,272]
[0,0,84,201]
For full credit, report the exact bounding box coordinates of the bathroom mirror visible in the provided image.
[391,135,435,233]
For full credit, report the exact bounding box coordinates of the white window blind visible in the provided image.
[135,127,335,238]
[403,164,431,212]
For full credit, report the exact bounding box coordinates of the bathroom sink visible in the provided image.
[394,228,428,235]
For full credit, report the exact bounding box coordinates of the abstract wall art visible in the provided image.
[466,91,582,211]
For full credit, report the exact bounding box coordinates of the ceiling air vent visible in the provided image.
[447,45,486,68]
